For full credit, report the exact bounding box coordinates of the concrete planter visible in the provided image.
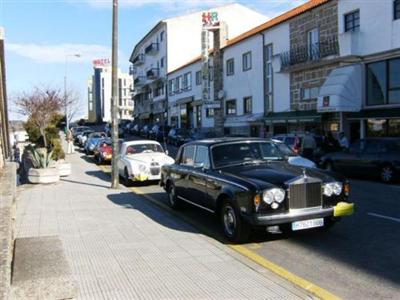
[28,168,60,184]
[56,160,71,177]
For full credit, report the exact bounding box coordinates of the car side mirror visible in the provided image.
[194,162,204,169]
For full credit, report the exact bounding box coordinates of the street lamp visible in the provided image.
[64,53,81,132]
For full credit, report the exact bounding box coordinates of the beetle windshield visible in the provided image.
[126,143,164,155]
[212,142,290,168]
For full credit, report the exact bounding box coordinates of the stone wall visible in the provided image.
[289,0,339,111]
[0,163,17,300]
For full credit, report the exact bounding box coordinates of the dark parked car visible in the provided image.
[320,138,400,183]
[167,128,191,146]
[132,124,143,136]
[150,125,171,142]
[189,131,217,141]
[140,125,152,138]
[161,138,354,242]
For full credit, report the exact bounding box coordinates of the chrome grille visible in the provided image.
[288,181,322,209]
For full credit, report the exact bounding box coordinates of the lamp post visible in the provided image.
[64,53,81,132]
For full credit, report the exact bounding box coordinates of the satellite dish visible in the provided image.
[217,90,225,99]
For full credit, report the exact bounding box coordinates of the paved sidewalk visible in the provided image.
[15,151,311,299]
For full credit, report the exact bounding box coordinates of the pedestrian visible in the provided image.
[301,132,316,160]
[66,128,74,154]
[339,132,349,150]
[323,131,340,153]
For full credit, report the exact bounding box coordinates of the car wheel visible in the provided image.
[167,182,181,209]
[221,200,251,243]
[381,165,394,183]
[325,161,334,172]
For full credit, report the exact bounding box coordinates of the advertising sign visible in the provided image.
[202,11,219,28]
[93,58,110,67]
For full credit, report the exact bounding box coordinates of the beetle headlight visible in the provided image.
[263,188,285,205]
[138,164,147,173]
[323,182,342,196]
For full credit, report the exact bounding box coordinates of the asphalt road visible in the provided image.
[82,132,400,299]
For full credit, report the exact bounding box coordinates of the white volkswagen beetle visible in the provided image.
[118,140,174,183]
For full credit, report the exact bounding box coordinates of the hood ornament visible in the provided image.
[302,168,308,178]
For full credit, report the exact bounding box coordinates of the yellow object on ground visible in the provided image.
[334,202,354,217]
[134,174,148,182]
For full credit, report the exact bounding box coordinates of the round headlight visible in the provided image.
[323,184,333,197]
[272,188,285,203]
[139,164,147,172]
[332,182,342,195]
[262,190,274,204]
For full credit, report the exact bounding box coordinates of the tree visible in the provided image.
[17,87,63,148]
[62,88,83,125]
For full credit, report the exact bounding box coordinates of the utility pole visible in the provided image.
[111,0,119,188]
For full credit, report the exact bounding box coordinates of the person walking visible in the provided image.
[66,128,75,154]
[323,131,340,153]
[301,132,316,160]
[339,132,349,150]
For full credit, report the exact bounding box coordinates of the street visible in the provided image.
[92,133,400,300]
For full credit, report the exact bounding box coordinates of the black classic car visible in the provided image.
[320,138,400,183]
[161,138,354,242]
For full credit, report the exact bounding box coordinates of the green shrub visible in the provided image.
[26,145,54,168]
[51,138,65,161]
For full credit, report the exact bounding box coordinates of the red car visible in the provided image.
[94,140,112,164]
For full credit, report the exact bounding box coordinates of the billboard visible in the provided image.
[202,11,220,29]
[93,58,110,67]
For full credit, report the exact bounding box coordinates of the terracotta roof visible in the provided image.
[168,0,330,75]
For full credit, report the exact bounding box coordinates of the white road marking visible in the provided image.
[368,212,400,223]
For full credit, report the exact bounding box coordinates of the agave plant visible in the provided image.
[27,145,54,169]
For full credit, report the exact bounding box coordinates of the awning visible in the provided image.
[176,96,194,105]
[317,64,362,113]
[347,108,400,120]
[225,113,265,126]
[264,111,321,124]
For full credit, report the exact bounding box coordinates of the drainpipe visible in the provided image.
[260,32,269,137]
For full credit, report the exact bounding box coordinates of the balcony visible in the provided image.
[280,36,339,70]
[132,53,145,66]
[146,68,160,80]
[129,65,136,76]
[134,76,147,87]
[145,43,159,55]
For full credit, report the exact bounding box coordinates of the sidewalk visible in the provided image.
[15,151,311,299]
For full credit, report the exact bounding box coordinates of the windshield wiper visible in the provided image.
[241,159,267,165]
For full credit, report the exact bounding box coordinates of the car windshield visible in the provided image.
[212,142,287,168]
[126,143,163,155]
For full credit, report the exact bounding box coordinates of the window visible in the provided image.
[226,58,234,76]
[194,146,210,168]
[209,66,214,81]
[206,108,214,118]
[243,97,252,114]
[160,31,165,42]
[395,0,400,20]
[168,79,175,95]
[176,76,182,92]
[181,145,195,166]
[265,44,273,114]
[344,10,360,32]
[196,105,202,127]
[180,105,187,128]
[226,100,236,115]
[301,87,320,102]
[307,28,319,60]
[242,51,252,71]
[367,58,400,105]
[195,71,202,85]
[160,57,165,68]
[183,72,192,90]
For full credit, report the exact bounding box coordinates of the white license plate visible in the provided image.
[292,218,324,231]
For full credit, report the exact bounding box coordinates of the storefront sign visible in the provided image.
[203,101,220,109]
[202,11,219,28]
[93,58,110,67]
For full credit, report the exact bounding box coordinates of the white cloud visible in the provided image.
[5,43,119,64]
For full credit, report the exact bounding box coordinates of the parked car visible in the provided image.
[77,130,94,147]
[140,125,152,138]
[167,128,191,146]
[93,138,123,164]
[73,126,91,142]
[118,140,174,183]
[320,137,400,183]
[189,131,217,142]
[125,121,136,134]
[149,125,171,142]
[105,123,125,137]
[84,132,107,155]
[161,138,354,242]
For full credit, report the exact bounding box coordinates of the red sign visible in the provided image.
[93,58,110,67]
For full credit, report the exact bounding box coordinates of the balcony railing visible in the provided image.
[145,43,159,55]
[146,68,160,80]
[132,53,145,66]
[134,76,147,87]
[129,65,136,75]
[280,36,339,69]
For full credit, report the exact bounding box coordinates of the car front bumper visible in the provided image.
[248,202,354,226]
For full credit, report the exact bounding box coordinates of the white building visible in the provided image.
[88,62,134,123]
[129,3,267,125]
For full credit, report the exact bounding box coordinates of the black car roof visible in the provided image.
[186,137,269,147]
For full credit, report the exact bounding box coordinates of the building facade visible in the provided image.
[88,63,134,123]
[130,3,267,126]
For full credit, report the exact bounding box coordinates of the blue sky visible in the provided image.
[1,0,306,120]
